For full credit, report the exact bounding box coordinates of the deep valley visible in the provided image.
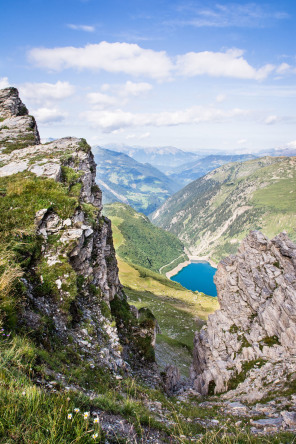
[0,87,296,443]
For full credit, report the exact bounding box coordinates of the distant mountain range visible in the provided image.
[152,156,296,262]
[101,144,210,174]
[259,146,296,157]
[94,147,180,215]
[169,154,257,187]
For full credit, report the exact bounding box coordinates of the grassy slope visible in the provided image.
[104,202,188,274]
[152,156,296,262]
[3,336,295,443]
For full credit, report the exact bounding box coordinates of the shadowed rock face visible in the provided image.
[191,231,296,402]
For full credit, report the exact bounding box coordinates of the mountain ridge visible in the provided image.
[152,156,296,262]
[94,146,180,214]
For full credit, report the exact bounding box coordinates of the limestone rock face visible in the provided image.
[0,87,152,375]
[191,231,296,402]
[0,87,40,151]
[0,87,29,118]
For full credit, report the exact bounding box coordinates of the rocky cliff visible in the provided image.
[191,231,296,402]
[0,87,156,378]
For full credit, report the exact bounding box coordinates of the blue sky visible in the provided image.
[1,0,296,152]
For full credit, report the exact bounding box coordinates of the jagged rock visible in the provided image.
[0,87,157,377]
[191,231,296,401]
[0,87,40,152]
[0,87,28,118]
[163,365,181,394]
[281,411,296,429]
[250,417,283,429]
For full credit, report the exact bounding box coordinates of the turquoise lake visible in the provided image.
[171,261,217,297]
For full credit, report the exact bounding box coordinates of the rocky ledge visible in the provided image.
[0,87,157,378]
[191,230,296,402]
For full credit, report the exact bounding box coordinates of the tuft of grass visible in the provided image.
[1,132,37,154]
[227,359,267,391]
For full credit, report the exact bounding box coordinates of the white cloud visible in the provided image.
[176,49,275,80]
[276,62,291,74]
[33,107,67,123]
[67,24,95,32]
[87,92,119,108]
[29,42,173,79]
[87,81,153,110]
[121,81,153,96]
[276,62,296,75]
[237,138,247,145]
[82,105,248,132]
[264,115,278,125]
[19,81,75,104]
[28,42,279,82]
[286,140,296,148]
[0,77,10,89]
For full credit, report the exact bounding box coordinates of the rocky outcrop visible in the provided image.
[191,231,296,402]
[0,87,40,152]
[0,87,155,376]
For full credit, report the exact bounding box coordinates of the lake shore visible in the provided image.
[165,260,191,279]
[188,255,218,269]
[166,255,217,279]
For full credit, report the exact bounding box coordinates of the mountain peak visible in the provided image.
[0,87,40,153]
[0,87,29,119]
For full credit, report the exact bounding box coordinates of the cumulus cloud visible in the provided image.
[121,81,153,96]
[33,107,67,123]
[276,63,291,74]
[87,92,119,108]
[29,42,173,79]
[176,49,275,80]
[28,41,278,82]
[87,81,153,110]
[67,24,95,32]
[0,77,10,88]
[276,62,296,75]
[19,81,75,104]
[82,105,248,132]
